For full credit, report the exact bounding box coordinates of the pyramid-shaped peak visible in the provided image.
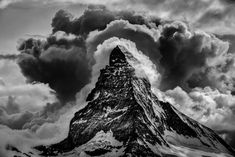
[109,45,128,66]
[35,46,235,157]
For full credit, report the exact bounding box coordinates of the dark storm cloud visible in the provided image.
[17,38,43,51]
[157,21,233,92]
[51,5,160,36]
[45,33,85,50]
[18,38,90,101]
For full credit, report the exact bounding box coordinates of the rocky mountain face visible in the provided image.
[35,46,235,157]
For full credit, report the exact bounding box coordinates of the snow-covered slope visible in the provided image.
[35,45,235,157]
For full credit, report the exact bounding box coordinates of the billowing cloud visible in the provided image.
[165,86,235,148]
[90,37,161,87]
[0,83,56,110]
[0,109,33,130]
[158,21,235,92]
[86,19,160,66]
[18,34,90,102]
[0,82,56,130]
[51,6,159,36]
[0,89,87,156]
[0,96,20,115]
[0,60,26,86]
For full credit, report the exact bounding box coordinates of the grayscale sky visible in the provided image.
[0,0,235,155]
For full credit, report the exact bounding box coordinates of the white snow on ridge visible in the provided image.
[72,119,87,125]
[93,91,100,101]
[170,144,234,157]
[67,130,124,157]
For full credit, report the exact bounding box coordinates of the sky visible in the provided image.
[0,0,235,156]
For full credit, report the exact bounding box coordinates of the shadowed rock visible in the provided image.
[35,45,235,157]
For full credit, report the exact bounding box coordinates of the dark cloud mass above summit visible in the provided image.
[51,5,159,36]
[158,22,233,92]
[18,5,235,115]
[19,6,234,99]
[17,6,162,102]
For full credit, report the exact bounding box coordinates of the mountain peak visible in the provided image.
[109,45,128,66]
[35,46,235,157]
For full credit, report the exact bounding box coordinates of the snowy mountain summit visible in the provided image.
[36,45,235,157]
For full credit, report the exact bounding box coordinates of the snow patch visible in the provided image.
[72,130,123,156]
[72,119,87,125]
[93,91,100,101]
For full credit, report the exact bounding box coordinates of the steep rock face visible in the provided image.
[36,46,235,157]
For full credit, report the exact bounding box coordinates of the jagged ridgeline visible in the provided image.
[35,46,235,157]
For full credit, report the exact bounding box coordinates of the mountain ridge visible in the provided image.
[35,45,235,157]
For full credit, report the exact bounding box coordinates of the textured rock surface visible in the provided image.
[35,46,235,157]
